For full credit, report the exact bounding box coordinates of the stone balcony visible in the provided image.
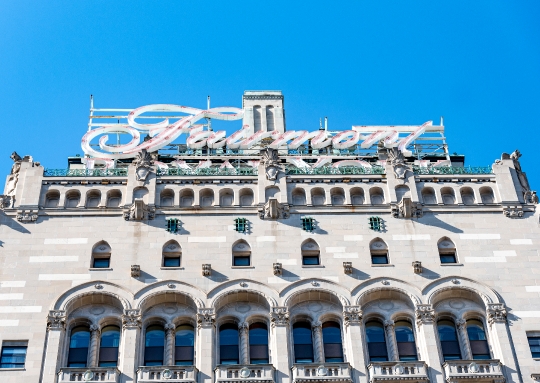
[215,364,275,383]
[57,367,120,382]
[367,361,429,382]
[442,360,505,383]
[291,362,352,383]
[137,365,198,382]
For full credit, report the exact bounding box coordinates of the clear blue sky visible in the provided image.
[1,1,539,189]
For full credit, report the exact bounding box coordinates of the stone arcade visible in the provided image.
[0,91,539,383]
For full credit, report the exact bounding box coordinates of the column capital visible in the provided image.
[197,308,216,329]
[415,304,435,325]
[90,324,100,333]
[270,307,289,327]
[165,323,175,332]
[311,321,322,332]
[122,309,142,329]
[47,310,66,331]
[384,319,395,328]
[343,305,362,326]
[487,303,507,325]
[238,322,249,332]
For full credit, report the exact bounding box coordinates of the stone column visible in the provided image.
[120,309,142,383]
[165,323,176,366]
[415,305,445,383]
[270,307,292,383]
[487,304,523,383]
[312,322,324,363]
[239,322,249,365]
[455,319,473,360]
[40,310,66,383]
[383,320,398,361]
[196,308,215,383]
[342,306,368,383]
[88,324,101,367]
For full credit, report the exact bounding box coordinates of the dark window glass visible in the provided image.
[93,258,110,268]
[467,320,490,360]
[437,320,461,360]
[163,257,180,267]
[302,256,319,266]
[0,346,27,369]
[371,254,388,265]
[293,322,314,363]
[322,322,343,362]
[440,253,457,264]
[366,321,388,361]
[220,324,239,365]
[249,323,269,364]
[68,326,90,367]
[175,325,194,365]
[395,321,417,361]
[233,256,250,267]
[99,326,120,367]
[144,325,165,366]
[528,336,540,358]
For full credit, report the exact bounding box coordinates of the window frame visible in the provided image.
[0,341,28,370]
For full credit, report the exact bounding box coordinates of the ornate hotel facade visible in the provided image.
[0,91,539,383]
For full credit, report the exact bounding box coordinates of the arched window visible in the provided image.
[249,323,269,364]
[86,190,101,208]
[438,238,457,264]
[395,185,410,203]
[467,319,490,360]
[253,106,262,133]
[366,321,388,361]
[370,187,385,204]
[480,186,495,204]
[437,320,461,360]
[219,323,239,365]
[395,321,417,361]
[180,189,194,207]
[301,239,320,266]
[232,241,251,267]
[162,241,181,268]
[98,326,120,367]
[350,187,364,205]
[200,189,214,207]
[239,189,254,206]
[65,190,81,208]
[133,187,148,202]
[160,189,174,207]
[220,189,234,207]
[293,322,314,363]
[67,326,90,367]
[266,106,275,131]
[311,188,325,206]
[292,188,307,206]
[91,241,111,269]
[441,187,456,205]
[175,324,195,365]
[106,190,122,208]
[421,187,436,205]
[460,187,475,205]
[331,188,345,206]
[45,190,60,208]
[322,322,343,362]
[265,187,279,202]
[144,325,165,366]
[370,239,389,265]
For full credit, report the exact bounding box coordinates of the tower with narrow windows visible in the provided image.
[242,91,285,136]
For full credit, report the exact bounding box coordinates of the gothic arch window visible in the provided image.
[311,188,325,206]
[395,185,410,203]
[175,324,195,365]
[180,189,194,207]
[438,237,457,264]
[98,325,120,367]
[395,320,418,361]
[266,106,275,131]
[370,187,385,205]
[67,326,90,367]
[350,187,364,205]
[253,106,262,133]
[65,190,81,208]
[370,238,389,265]
[162,241,182,268]
[106,190,122,208]
[219,323,239,365]
[220,189,234,207]
[86,190,101,208]
[232,240,251,267]
[249,323,269,364]
[441,187,456,205]
[144,325,165,366]
[322,321,343,362]
[293,321,314,363]
[239,188,254,206]
[331,188,345,206]
[301,239,320,266]
[437,320,461,360]
[91,241,111,269]
[421,187,437,205]
[467,319,490,360]
[365,321,388,361]
[292,188,307,206]
[199,189,214,207]
[45,190,60,208]
[480,186,495,204]
[160,189,174,207]
[460,187,475,205]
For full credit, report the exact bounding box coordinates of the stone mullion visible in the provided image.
[383,320,399,361]
[456,319,473,360]
[312,322,324,363]
[196,308,216,383]
[270,307,292,383]
[120,309,142,383]
[42,310,67,383]
[415,305,445,383]
[239,322,249,364]
[165,323,175,366]
[88,324,101,367]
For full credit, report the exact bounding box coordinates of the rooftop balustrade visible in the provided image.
[158,167,258,176]
[286,166,385,176]
[44,169,128,177]
[57,367,120,382]
[214,364,275,383]
[291,362,352,383]
[442,360,505,382]
[413,166,493,175]
[137,365,198,382]
[367,361,429,383]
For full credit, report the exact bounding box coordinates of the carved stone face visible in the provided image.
[266,165,279,181]
[393,164,408,179]
[136,166,151,181]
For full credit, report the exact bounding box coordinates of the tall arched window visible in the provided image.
[467,320,490,360]
[106,190,122,208]
[438,237,457,264]
[67,326,90,367]
[91,241,111,269]
[162,241,182,268]
[98,326,120,367]
[65,190,81,208]
[86,190,101,208]
[365,321,388,361]
[322,322,343,362]
[370,239,389,265]
[301,239,320,266]
[220,324,239,364]
[293,322,314,363]
[437,320,461,360]
[266,106,275,131]
[253,106,262,133]
[232,240,251,267]
[144,325,165,366]
[395,321,417,361]
[160,189,174,207]
[175,324,195,365]
[45,190,60,208]
[249,323,269,364]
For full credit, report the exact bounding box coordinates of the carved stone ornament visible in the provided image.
[412,261,422,274]
[343,306,362,326]
[202,264,211,276]
[131,265,141,278]
[510,149,531,192]
[343,262,353,275]
[5,151,23,197]
[0,195,12,210]
[487,303,507,325]
[531,373,540,381]
[47,310,66,330]
[260,148,281,181]
[270,307,289,327]
[388,148,409,179]
[123,200,155,221]
[391,197,423,219]
[132,149,155,182]
[197,308,215,328]
[415,304,435,325]
[524,190,539,204]
[122,309,142,329]
[16,210,38,223]
[503,205,524,218]
[258,198,290,220]
[273,262,283,276]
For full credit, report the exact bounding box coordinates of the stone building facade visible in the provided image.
[0,91,539,383]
